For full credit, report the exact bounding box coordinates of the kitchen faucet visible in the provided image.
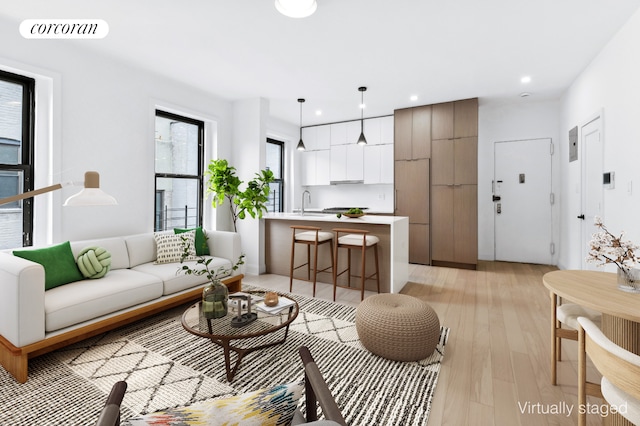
[301,190,311,215]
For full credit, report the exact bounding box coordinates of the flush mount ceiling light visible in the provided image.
[521,76,532,84]
[275,0,317,18]
[357,87,367,146]
[296,98,306,151]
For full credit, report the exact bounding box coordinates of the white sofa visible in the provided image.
[0,229,243,383]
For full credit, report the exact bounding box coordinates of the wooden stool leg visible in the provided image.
[333,238,339,301]
[347,248,352,288]
[289,232,296,293]
[374,244,380,294]
[360,244,366,301]
[312,240,319,297]
[306,244,311,280]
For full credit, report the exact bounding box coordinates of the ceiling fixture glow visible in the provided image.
[275,0,317,18]
[315,110,322,116]
[410,95,418,101]
[296,98,306,151]
[357,87,367,146]
[521,76,531,84]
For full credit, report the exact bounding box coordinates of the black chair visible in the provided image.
[96,346,346,425]
[96,380,127,426]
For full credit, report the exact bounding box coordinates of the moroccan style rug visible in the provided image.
[0,288,449,426]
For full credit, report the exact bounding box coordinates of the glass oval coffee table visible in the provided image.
[181,291,299,382]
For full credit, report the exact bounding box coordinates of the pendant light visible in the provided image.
[296,98,306,151]
[275,0,317,18]
[357,86,368,146]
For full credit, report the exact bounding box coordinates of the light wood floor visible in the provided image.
[244,261,605,425]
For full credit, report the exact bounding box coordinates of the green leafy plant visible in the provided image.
[179,234,245,282]
[206,158,275,232]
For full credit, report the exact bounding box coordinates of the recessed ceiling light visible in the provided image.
[521,76,531,84]
[410,95,418,102]
[315,110,322,116]
[275,0,317,18]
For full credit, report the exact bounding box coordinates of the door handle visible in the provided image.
[577,214,585,220]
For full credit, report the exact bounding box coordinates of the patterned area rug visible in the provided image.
[0,288,449,426]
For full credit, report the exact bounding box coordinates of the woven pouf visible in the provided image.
[356,294,440,361]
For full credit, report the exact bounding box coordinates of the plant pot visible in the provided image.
[202,279,229,318]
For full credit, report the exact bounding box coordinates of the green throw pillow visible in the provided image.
[174,227,209,256]
[14,241,84,290]
[76,246,111,279]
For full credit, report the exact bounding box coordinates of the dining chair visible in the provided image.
[550,292,601,385]
[577,316,640,426]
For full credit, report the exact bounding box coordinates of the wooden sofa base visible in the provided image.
[0,274,243,383]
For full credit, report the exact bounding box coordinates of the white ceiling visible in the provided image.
[2,0,640,126]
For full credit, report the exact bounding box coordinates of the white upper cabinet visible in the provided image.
[316,125,331,150]
[301,126,317,151]
[364,144,393,184]
[364,118,382,145]
[330,122,347,145]
[380,116,394,144]
[346,121,361,145]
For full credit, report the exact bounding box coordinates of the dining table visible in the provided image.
[543,269,640,426]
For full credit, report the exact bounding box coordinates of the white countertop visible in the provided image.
[264,212,407,225]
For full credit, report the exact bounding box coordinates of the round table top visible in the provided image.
[543,269,640,323]
[182,293,299,340]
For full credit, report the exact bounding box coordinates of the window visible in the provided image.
[0,70,35,249]
[266,138,284,212]
[154,110,204,231]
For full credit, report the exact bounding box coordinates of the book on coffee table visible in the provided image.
[255,298,296,315]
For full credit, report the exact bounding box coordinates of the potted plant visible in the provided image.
[206,159,275,232]
[586,216,640,292]
[180,234,245,318]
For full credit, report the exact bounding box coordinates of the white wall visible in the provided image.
[478,99,561,262]
[557,8,640,270]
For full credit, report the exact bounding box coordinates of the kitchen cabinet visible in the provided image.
[331,122,361,145]
[363,116,394,146]
[316,125,331,150]
[364,144,393,184]
[430,98,478,268]
[330,144,364,182]
[395,158,429,264]
[301,127,317,151]
[300,150,330,186]
[431,185,477,265]
[394,105,431,160]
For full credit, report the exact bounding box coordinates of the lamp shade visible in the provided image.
[275,0,317,18]
[63,171,117,206]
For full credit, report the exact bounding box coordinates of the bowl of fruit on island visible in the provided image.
[340,208,365,218]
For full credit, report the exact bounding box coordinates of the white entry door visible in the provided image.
[580,116,604,270]
[494,138,553,264]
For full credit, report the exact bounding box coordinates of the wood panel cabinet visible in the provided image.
[394,106,431,160]
[431,185,477,265]
[432,137,477,185]
[395,159,430,264]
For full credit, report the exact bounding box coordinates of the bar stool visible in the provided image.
[332,228,380,301]
[289,225,334,297]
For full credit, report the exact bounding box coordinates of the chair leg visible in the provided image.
[360,245,366,301]
[374,244,380,294]
[289,233,296,293]
[312,241,319,297]
[550,291,557,386]
[306,244,311,280]
[333,240,338,302]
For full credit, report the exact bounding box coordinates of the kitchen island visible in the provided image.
[264,213,409,294]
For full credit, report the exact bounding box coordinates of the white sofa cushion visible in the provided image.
[132,256,232,295]
[70,237,130,270]
[124,233,159,268]
[44,269,163,332]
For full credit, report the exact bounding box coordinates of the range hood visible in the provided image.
[329,180,364,185]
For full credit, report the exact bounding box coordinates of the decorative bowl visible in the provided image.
[343,213,365,218]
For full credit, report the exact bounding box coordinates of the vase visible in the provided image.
[202,279,229,319]
[616,268,640,293]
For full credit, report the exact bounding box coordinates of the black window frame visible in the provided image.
[0,69,35,247]
[266,138,284,213]
[154,109,204,232]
